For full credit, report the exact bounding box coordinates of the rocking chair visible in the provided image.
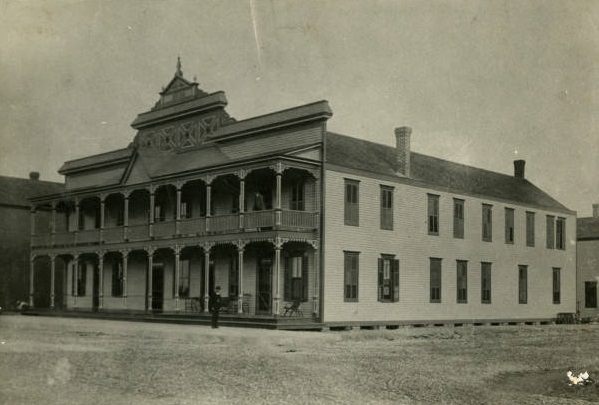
[282,300,303,317]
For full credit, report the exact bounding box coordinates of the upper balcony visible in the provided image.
[31,162,320,249]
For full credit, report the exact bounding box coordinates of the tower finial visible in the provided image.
[176,56,183,77]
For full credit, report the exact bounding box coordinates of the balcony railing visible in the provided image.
[127,224,148,241]
[77,229,100,244]
[103,227,124,244]
[31,234,52,248]
[244,210,275,229]
[210,214,239,233]
[281,210,317,229]
[179,217,206,236]
[53,231,75,246]
[153,220,176,238]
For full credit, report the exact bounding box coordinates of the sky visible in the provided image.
[0,0,598,216]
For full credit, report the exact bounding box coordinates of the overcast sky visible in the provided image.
[0,0,597,215]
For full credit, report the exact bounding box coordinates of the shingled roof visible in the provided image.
[325,132,573,214]
[0,175,64,208]
[577,217,599,240]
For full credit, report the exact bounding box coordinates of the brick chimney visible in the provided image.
[513,160,525,179]
[29,171,40,181]
[395,126,412,177]
[593,203,599,218]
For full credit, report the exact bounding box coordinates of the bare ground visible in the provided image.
[0,315,598,404]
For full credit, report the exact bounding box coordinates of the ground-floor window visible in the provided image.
[344,251,359,302]
[378,255,399,302]
[285,253,308,302]
[111,260,123,297]
[518,265,527,304]
[178,259,190,298]
[585,281,597,308]
[481,262,492,304]
[456,260,467,303]
[552,267,560,304]
[76,262,86,296]
[430,258,442,303]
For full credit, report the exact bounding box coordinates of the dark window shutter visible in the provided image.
[392,259,400,302]
[284,255,291,302]
[302,253,309,302]
[377,258,383,302]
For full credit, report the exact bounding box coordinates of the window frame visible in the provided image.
[505,207,515,244]
[526,211,535,247]
[556,217,566,250]
[518,265,527,304]
[552,267,561,304]
[427,194,440,236]
[177,259,191,299]
[380,186,394,231]
[453,198,465,239]
[481,262,492,304]
[482,204,493,242]
[343,251,359,302]
[378,255,399,302]
[111,259,123,297]
[546,215,555,249]
[429,257,442,303]
[344,179,360,226]
[290,181,305,211]
[456,260,468,304]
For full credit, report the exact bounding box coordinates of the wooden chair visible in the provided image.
[282,300,303,317]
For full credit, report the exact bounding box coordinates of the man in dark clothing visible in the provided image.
[209,286,222,328]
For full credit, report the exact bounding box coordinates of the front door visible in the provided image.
[152,264,164,312]
[256,257,272,314]
[92,264,100,311]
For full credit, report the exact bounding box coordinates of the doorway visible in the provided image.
[151,264,164,312]
[256,256,272,314]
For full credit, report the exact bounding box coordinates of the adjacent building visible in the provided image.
[577,205,599,319]
[28,61,576,326]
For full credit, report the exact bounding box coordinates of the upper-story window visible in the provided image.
[482,204,493,242]
[526,211,535,247]
[290,181,305,211]
[380,186,394,230]
[505,208,515,244]
[427,194,439,235]
[546,215,555,249]
[344,179,359,226]
[453,199,464,239]
[556,217,566,250]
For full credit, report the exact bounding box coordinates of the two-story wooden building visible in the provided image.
[577,204,599,319]
[29,61,576,327]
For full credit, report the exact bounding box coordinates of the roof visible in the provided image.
[0,175,64,208]
[59,147,133,174]
[325,132,573,214]
[577,217,599,240]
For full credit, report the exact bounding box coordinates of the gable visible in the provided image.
[286,145,321,161]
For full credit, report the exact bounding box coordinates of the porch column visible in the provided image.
[121,249,129,307]
[237,245,244,314]
[175,183,182,235]
[146,247,155,312]
[29,255,35,307]
[99,195,106,242]
[74,200,80,231]
[312,243,320,317]
[73,254,79,308]
[239,176,245,229]
[174,245,181,312]
[149,189,155,238]
[98,252,104,310]
[273,239,283,316]
[50,254,56,309]
[274,163,283,226]
[123,192,130,240]
[203,243,212,312]
[30,207,36,237]
[51,202,57,245]
[205,181,212,233]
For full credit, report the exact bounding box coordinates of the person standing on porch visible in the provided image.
[209,286,222,328]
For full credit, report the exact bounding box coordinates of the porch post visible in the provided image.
[312,242,319,317]
[274,163,283,226]
[237,243,245,314]
[273,239,283,316]
[239,173,246,229]
[30,207,36,237]
[51,202,57,245]
[29,255,35,307]
[121,249,129,308]
[203,243,212,312]
[99,195,106,242]
[50,254,56,309]
[149,188,155,238]
[146,247,155,312]
[175,183,182,235]
[205,180,212,233]
[73,254,79,308]
[97,252,104,310]
[174,245,181,312]
[123,192,130,240]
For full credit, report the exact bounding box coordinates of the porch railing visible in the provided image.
[103,227,123,244]
[77,229,100,244]
[244,210,275,229]
[31,234,52,247]
[53,231,75,246]
[281,210,317,229]
[210,214,238,233]
[153,220,176,238]
[179,217,206,236]
[127,224,148,241]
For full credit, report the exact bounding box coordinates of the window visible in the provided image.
[505,208,514,244]
[430,258,442,303]
[453,199,464,239]
[456,260,468,303]
[285,254,308,302]
[481,262,492,304]
[180,201,190,219]
[77,262,86,296]
[556,217,566,250]
[482,204,493,242]
[378,255,399,302]
[155,205,165,222]
[585,282,597,308]
[428,194,439,235]
[552,267,560,304]
[546,215,555,249]
[526,211,535,247]
[344,251,359,301]
[111,260,123,297]
[344,180,359,226]
[290,181,305,211]
[380,186,394,230]
[178,259,190,298]
[518,265,527,304]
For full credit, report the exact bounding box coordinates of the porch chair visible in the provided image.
[282,299,303,317]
